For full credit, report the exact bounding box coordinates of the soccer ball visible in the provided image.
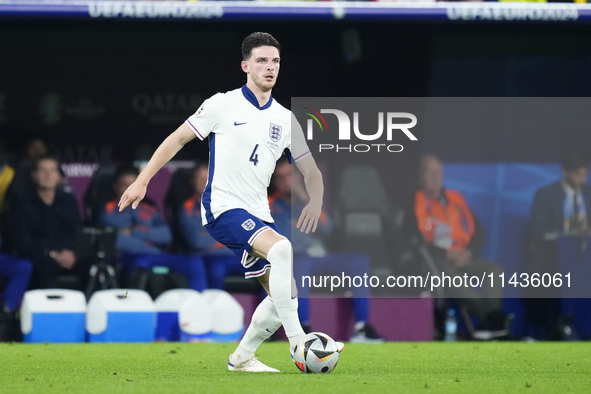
[292,332,340,374]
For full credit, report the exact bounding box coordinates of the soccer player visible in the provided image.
[118,32,341,372]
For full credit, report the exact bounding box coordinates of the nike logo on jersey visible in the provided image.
[266,329,273,333]
[234,121,248,126]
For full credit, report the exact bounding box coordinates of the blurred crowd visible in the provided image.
[0,137,589,342]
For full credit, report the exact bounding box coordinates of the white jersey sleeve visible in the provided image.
[185,93,223,141]
[288,112,311,163]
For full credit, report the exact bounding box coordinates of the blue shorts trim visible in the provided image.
[205,209,281,279]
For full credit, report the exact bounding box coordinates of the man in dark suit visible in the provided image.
[527,150,591,340]
[530,151,591,239]
[13,156,85,289]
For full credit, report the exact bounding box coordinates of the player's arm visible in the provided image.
[118,123,196,211]
[295,155,324,234]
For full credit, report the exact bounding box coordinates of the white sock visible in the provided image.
[267,239,306,349]
[232,296,281,364]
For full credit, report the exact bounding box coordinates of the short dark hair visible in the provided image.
[242,32,281,61]
[113,165,139,185]
[561,150,591,172]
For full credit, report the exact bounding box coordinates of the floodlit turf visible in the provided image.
[1,342,591,394]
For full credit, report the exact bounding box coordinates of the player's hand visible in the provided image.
[297,201,322,234]
[118,181,147,211]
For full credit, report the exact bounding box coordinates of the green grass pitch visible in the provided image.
[1,342,591,394]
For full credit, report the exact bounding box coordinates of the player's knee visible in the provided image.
[272,237,291,250]
[277,234,289,243]
[267,239,292,267]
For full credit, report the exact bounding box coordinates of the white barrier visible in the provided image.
[87,289,156,342]
[21,289,86,343]
[154,289,201,341]
[203,289,244,342]
[178,291,212,342]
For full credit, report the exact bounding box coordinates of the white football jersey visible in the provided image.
[185,85,310,225]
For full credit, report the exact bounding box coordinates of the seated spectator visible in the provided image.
[0,231,32,319]
[10,137,50,201]
[0,141,14,215]
[526,149,591,340]
[178,163,241,290]
[0,141,15,254]
[270,159,384,343]
[99,166,207,292]
[13,156,85,289]
[414,154,508,338]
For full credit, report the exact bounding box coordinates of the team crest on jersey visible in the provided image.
[241,219,256,231]
[269,123,282,142]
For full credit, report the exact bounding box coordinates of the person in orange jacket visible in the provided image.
[415,154,508,337]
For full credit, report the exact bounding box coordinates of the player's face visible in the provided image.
[563,167,590,190]
[420,157,444,198]
[243,46,280,92]
[33,159,61,191]
[114,174,138,199]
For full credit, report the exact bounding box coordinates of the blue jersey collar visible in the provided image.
[242,85,273,110]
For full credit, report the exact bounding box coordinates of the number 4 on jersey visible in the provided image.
[249,144,259,166]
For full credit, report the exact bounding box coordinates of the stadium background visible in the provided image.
[2,2,591,339]
[4,9,591,198]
